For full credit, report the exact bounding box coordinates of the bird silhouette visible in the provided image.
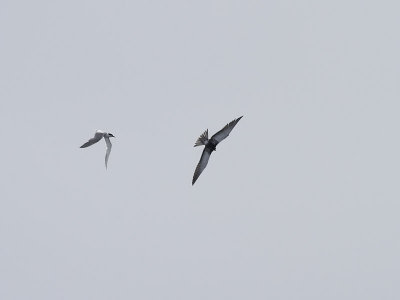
[192,116,243,185]
[80,130,115,168]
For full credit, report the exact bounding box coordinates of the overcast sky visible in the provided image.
[1,1,400,299]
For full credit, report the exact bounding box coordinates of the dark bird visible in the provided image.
[192,116,243,185]
[80,130,115,168]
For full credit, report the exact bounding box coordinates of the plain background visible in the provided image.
[1,1,399,299]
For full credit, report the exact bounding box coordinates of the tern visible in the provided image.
[80,130,115,168]
[192,116,243,185]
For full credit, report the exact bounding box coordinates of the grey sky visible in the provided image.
[1,0,399,299]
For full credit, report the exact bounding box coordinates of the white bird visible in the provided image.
[80,130,115,168]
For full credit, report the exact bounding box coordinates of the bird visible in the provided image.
[80,130,115,168]
[192,116,243,185]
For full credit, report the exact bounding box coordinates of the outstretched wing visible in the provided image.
[192,148,212,185]
[211,116,243,144]
[80,131,103,148]
[104,136,112,169]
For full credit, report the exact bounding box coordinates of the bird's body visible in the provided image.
[192,116,243,185]
[204,139,217,152]
[80,130,115,168]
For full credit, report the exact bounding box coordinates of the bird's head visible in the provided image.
[108,133,115,138]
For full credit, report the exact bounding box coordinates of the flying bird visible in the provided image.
[192,116,243,185]
[80,130,115,168]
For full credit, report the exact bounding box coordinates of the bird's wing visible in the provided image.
[80,131,104,148]
[104,136,112,169]
[210,116,243,144]
[192,148,212,185]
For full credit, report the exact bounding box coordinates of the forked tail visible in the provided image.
[194,129,209,147]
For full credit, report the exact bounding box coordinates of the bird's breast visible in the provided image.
[207,140,217,152]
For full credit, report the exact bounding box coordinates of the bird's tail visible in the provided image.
[194,129,209,147]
